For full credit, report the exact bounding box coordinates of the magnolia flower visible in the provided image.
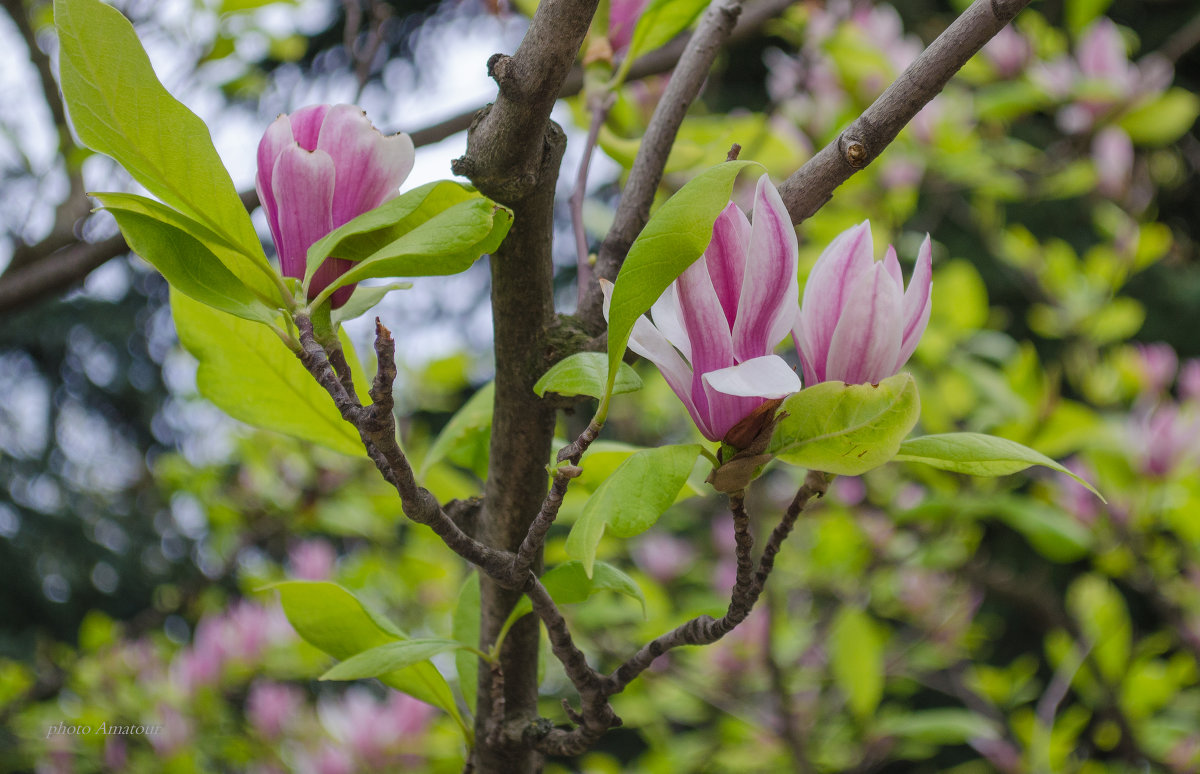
[256,104,414,308]
[794,221,932,385]
[603,174,802,443]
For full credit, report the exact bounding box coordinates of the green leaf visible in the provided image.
[991,499,1094,563]
[331,282,412,326]
[565,444,701,576]
[269,581,464,733]
[170,289,362,455]
[55,0,270,292]
[304,182,513,304]
[98,197,277,324]
[830,607,884,720]
[534,352,643,399]
[421,381,495,476]
[625,0,709,62]
[1064,0,1113,36]
[505,560,648,629]
[1118,88,1200,147]
[893,432,1103,500]
[875,709,999,745]
[1067,575,1131,684]
[768,373,921,476]
[452,573,481,714]
[321,638,469,681]
[606,161,762,393]
[305,181,477,278]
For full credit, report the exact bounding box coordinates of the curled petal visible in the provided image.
[895,234,933,371]
[271,146,335,282]
[792,317,820,386]
[287,105,330,151]
[703,355,801,399]
[825,262,903,384]
[600,279,708,437]
[255,115,294,257]
[317,104,415,228]
[704,202,751,329]
[650,283,692,364]
[800,220,874,365]
[882,245,902,291]
[675,253,736,417]
[733,175,799,362]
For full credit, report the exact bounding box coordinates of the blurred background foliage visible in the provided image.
[1,0,1200,771]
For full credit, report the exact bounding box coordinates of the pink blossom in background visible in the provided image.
[149,704,192,757]
[1093,127,1135,199]
[247,681,304,739]
[608,0,650,52]
[1129,403,1200,478]
[983,23,1031,78]
[1178,359,1200,402]
[1055,458,1102,526]
[602,174,802,442]
[1131,341,1178,398]
[793,221,932,386]
[289,539,337,580]
[631,532,696,583]
[256,104,414,308]
[319,687,434,769]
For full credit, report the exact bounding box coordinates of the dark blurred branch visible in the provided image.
[776,0,1033,224]
[1,0,90,274]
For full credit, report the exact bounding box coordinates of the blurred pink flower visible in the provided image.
[256,104,414,308]
[983,23,1031,78]
[793,221,932,385]
[1178,359,1200,403]
[601,174,802,442]
[609,0,650,52]
[1092,126,1134,199]
[1131,341,1178,398]
[1129,403,1200,478]
[289,539,337,581]
[320,688,434,769]
[247,681,304,739]
[631,532,696,583]
[149,704,192,757]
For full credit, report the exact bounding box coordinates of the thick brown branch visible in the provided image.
[776,0,1033,225]
[581,0,745,327]
[451,0,599,202]
[292,315,514,580]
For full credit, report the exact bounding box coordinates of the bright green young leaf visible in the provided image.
[1118,88,1200,147]
[327,199,512,293]
[421,381,495,477]
[269,581,465,736]
[321,638,469,681]
[769,373,920,476]
[606,161,762,391]
[875,709,999,744]
[331,282,412,326]
[452,573,481,714]
[305,181,479,280]
[1064,0,1113,35]
[505,560,648,629]
[171,290,362,455]
[830,607,884,721]
[624,0,709,63]
[565,444,702,577]
[100,202,277,325]
[1067,575,1131,685]
[892,432,1103,500]
[533,352,643,399]
[55,0,269,282]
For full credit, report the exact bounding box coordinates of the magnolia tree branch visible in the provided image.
[776,0,1034,224]
[580,0,746,328]
[604,471,828,693]
[291,315,514,580]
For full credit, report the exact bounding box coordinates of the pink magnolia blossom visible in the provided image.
[609,0,650,52]
[794,221,932,385]
[246,681,304,739]
[288,538,337,581]
[1093,126,1135,199]
[602,174,802,442]
[1179,359,1200,403]
[256,104,414,308]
